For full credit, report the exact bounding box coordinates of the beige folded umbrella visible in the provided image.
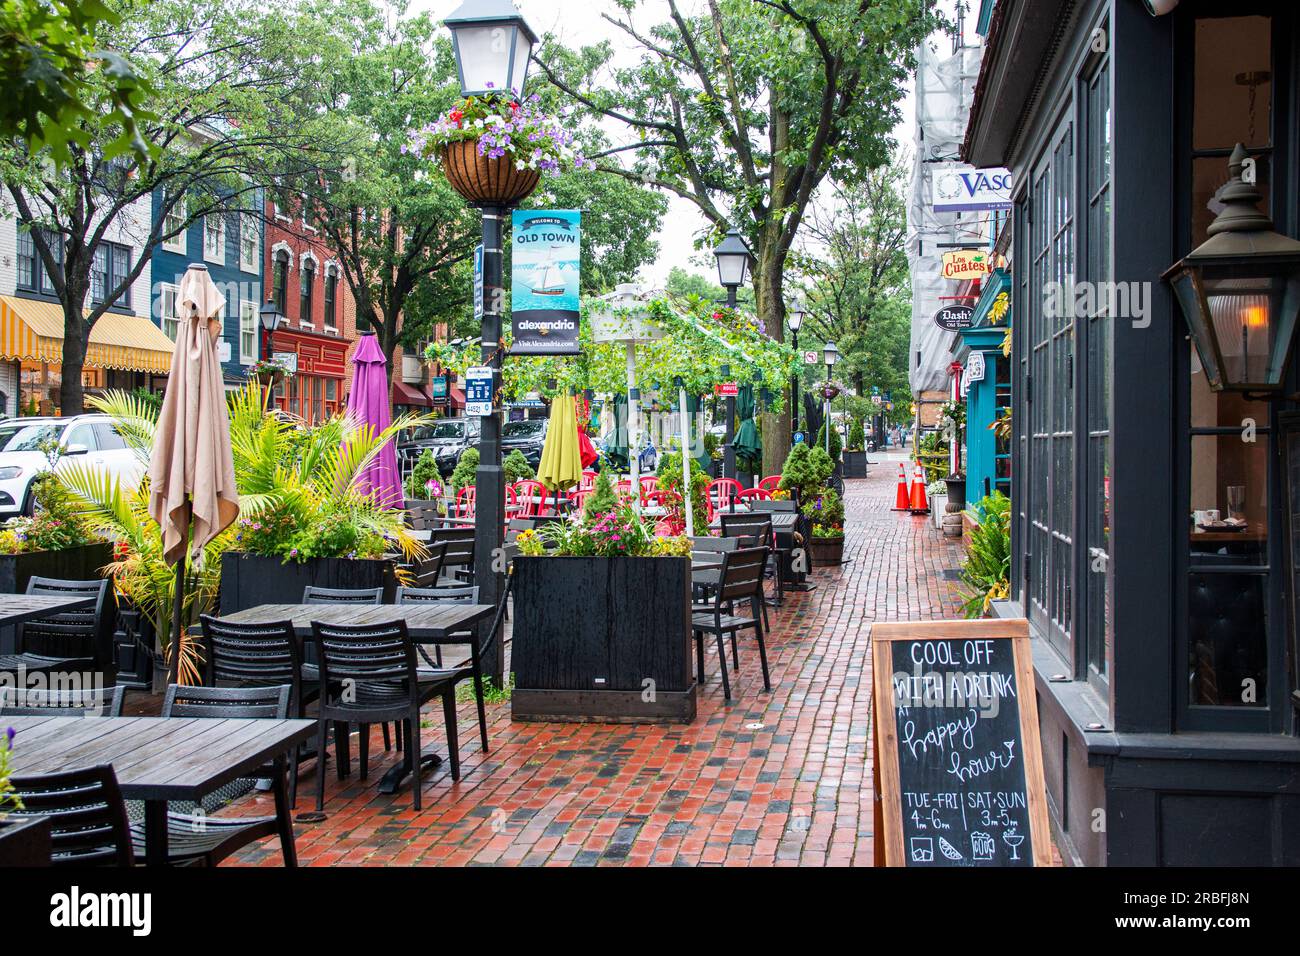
[148,264,239,680]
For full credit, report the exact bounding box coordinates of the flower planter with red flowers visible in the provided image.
[407,91,595,207]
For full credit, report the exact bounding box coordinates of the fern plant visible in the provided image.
[957,491,1012,619]
[57,385,429,681]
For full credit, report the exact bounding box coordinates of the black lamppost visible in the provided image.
[823,341,841,456]
[258,301,284,363]
[444,0,538,684]
[714,227,753,481]
[788,293,806,441]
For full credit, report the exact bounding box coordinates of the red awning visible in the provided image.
[449,386,465,409]
[392,381,433,407]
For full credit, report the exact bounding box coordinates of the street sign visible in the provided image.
[793,432,806,444]
[871,394,883,405]
[803,350,819,365]
[464,365,494,417]
[714,382,739,397]
[473,244,484,321]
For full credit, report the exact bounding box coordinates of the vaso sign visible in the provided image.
[931,163,1013,212]
[941,250,998,280]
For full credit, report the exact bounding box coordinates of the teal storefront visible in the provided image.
[955,268,1011,503]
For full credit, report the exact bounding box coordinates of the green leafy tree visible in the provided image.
[0,0,153,166]
[0,0,336,414]
[537,0,942,473]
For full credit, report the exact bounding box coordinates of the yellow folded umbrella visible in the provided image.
[537,393,583,491]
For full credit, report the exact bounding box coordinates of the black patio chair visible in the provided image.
[401,539,447,589]
[405,501,442,531]
[127,683,297,867]
[301,586,401,751]
[8,765,134,866]
[0,684,125,716]
[199,614,312,805]
[0,577,114,683]
[395,585,489,753]
[427,529,475,586]
[721,512,784,616]
[689,535,740,601]
[311,619,459,813]
[691,546,771,701]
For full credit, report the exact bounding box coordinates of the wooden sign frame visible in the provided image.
[871,618,1052,867]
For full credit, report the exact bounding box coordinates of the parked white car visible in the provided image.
[0,415,145,517]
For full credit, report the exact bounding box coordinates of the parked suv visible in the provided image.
[397,417,482,478]
[501,418,548,469]
[0,415,145,517]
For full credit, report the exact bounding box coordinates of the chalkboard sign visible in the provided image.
[871,619,1051,867]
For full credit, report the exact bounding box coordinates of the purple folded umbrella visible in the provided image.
[347,333,403,509]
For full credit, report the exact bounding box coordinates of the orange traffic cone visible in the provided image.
[908,463,930,513]
[893,462,910,511]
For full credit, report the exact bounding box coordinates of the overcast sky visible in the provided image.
[415,0,959,287]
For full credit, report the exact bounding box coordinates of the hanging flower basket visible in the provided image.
[442,140,542,207]
[248,357,293,390]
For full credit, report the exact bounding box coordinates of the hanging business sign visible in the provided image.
[933,304,976,331]
[941,250,1000,280]
[511,210,581,355]
[930,163,1013,213]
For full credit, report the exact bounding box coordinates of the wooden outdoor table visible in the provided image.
[0,594,95,628]
[220,602,496,795]
[5,714,313,866]
[220,602,495,645]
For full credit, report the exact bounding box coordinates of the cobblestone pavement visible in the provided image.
[228,450,968,866]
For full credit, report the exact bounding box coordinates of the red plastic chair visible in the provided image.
[639,476,659,502]
[568,490,593,515]
[513,479,546,518]
[579,471,598,491]
[707,478,743,513]
[505,484,521,520]
[738,487,771,504]
[757,475,782,494]
[455,486,476,519]
[614,480,635,503]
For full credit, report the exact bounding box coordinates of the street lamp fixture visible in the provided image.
[787,294,806,442]
[1164,143,1300,393]
[823,341,841,368]
[714,228,754,303]
[822,341,840,458]
[258,301,284,363]
[444,0,538,98]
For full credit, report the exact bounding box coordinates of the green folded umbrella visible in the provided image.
[606,394,629,471]
[733,384,762,474]
[686,392,710,472]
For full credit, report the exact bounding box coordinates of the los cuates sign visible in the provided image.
[871,619,1052,867]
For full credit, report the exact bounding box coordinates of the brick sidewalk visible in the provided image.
[230,451,968,866]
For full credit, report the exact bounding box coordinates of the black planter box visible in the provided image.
[0,542,113,594]
[219,552,399,614]
[843,450,868,478]
[511,556,695,723]
[0,817,51,867]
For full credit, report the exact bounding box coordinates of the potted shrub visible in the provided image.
[843,418,868,478]
[804,487,846,566]
[777,443,842,571]
[503,449,536,486]
[0,472,111,596]
[404,449,446,514]
[510,503,696,723]
[957,492,1011,618]
[406,90,595,207]
[0,727,51,866]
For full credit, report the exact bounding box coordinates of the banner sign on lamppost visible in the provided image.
[511,210,581,355]
[473,244,484,321]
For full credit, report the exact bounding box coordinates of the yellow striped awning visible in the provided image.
[0,295,174,374]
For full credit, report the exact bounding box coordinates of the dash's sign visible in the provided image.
[871,619,1051,867]
[933,304,976,332]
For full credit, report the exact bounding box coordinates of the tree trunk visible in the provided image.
[59,287,89,416]
[755,246,790,478]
